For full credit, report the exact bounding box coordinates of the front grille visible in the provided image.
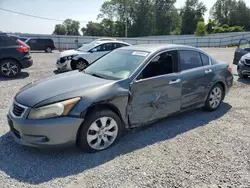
[245,59,250,66]
[13,103,25,117]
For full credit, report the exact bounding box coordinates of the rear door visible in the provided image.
[179,50,215,110]
[233,39,250,65]
[128,50,182,126]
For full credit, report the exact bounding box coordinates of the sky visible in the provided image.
[0,0,249,34]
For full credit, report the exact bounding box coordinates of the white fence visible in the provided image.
[17,32,250,49]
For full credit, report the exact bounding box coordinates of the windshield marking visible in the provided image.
[132,51,149,57]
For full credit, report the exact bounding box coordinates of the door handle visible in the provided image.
[169,78,181,85]
[205,69,212,74]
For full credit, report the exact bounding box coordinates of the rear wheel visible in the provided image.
[45,46,52,53]
[0,59,20,78]
[78,109,123,153]
[204,84,224,111]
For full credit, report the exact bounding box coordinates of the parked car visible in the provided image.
[0,33,33,77]
[25,38,56,53]
[236,53,250,79]
[233,38,250,65]
[7,44,233,152]
[56,40,131,72]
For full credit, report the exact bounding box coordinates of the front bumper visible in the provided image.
[7,112,83,148]
[237,61,250,75]
[56,59,71,72]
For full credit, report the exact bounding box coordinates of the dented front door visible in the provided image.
[128,74,182,126]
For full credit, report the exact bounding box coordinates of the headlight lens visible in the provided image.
[65,55,77,60]
[28,97,80,120]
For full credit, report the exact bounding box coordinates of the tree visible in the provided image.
[81,27,87,35]
[84,21,104,36]
[53,24,66,35]
[181,0,207,34]
[63,19,80,35]
[206,19,216,34]
[210,0,250,30]
[194,21,207,36]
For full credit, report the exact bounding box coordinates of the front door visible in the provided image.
[233,39,250,65]
[128,50,182,126]
[178,50,215,110]
[88,43,114,63]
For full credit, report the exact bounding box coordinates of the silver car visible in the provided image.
[56,40,131,72]
[8,44,233,152]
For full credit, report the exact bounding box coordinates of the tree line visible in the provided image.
[53,0,250,37]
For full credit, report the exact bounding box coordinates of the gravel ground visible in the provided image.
[1,48,250,188]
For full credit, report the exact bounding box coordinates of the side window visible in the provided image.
[137,50,177,80]
[0,37,4,47]
[179,50,202,71]
[92,43,114,52]
[238,39,250,50]
[114,43,128,49]
[30,39,37,44]
[200,53,210,66]
[3,37,17,46]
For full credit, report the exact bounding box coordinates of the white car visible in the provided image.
[56,40,131,72]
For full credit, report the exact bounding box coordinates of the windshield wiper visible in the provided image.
[88,73,105,79]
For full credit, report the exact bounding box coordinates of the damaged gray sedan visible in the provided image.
[7,44,233,152]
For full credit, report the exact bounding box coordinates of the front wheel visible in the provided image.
[75,60,88,71]
[78,110,123,153]
[0,59,21,78]
[204,84,224,111]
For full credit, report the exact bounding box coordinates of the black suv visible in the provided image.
[0,33,33,78]
[25,38,56,53]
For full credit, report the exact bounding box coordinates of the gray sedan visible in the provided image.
[7,44,233,152]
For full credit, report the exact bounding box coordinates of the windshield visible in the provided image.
[77,41,100,52]
[84,49,149,80]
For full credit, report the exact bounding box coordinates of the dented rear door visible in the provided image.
[128,73,182,126]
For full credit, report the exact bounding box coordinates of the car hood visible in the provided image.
[60,49,88,58]
[243,53,250,59]
[15,71,114,107]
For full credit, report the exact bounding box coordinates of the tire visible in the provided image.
[0,59,21,78]
[204,84,224,112]
[78,109,124,153]
[72,59,88,71]
[45,46,52,53]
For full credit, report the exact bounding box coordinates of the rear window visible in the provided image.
[3,36,17,46]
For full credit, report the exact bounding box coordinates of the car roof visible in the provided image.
[95,40,131,45]
[120,44,199,53]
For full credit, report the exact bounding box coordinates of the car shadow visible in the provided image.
[0,72,29,81]
[237,77,250,85]
[0,102,232,185]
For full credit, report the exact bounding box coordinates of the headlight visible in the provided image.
[240,58,246,64]
[28,97,80,120]
[65,55,77,60]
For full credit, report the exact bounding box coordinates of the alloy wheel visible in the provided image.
[1,62,18,77]
[209,86,222,109]
[76,61,87,70]
[87,117,118,150]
